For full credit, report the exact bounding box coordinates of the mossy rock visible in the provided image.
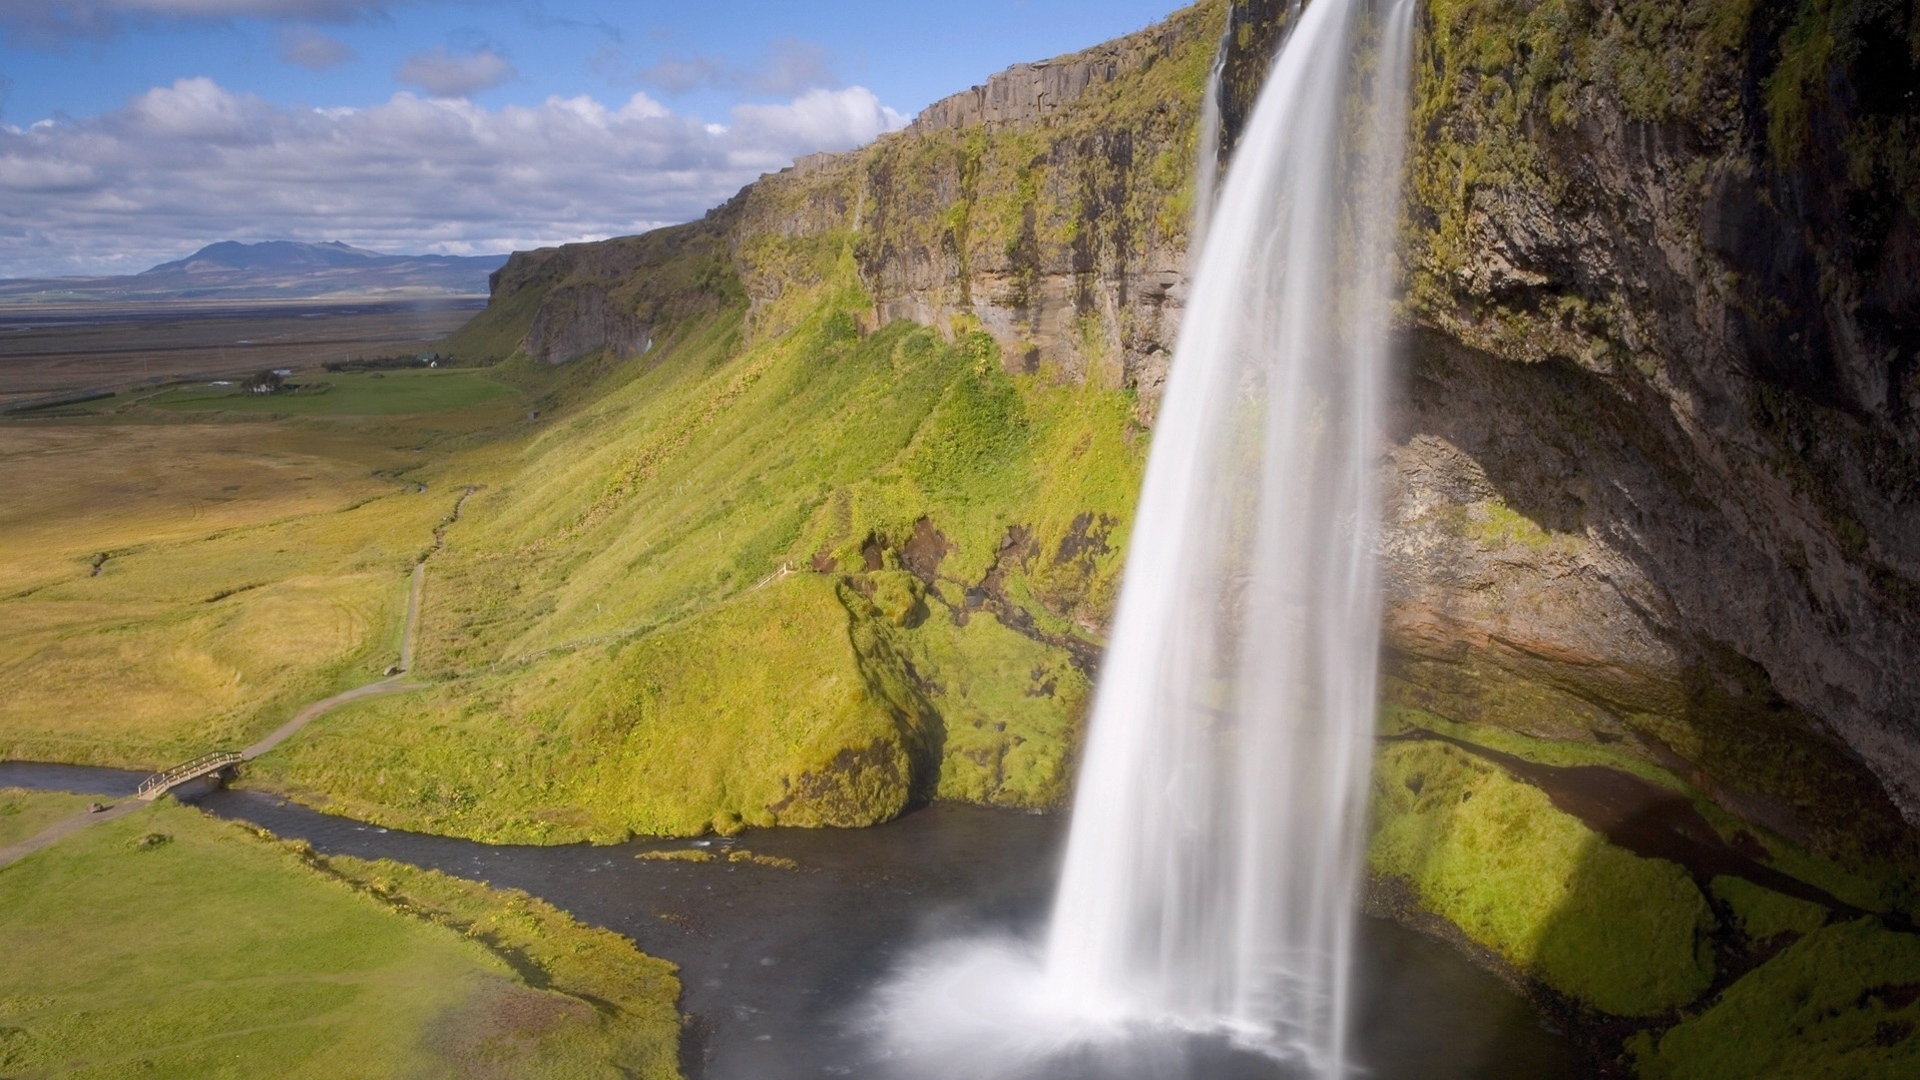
[1633,918,1920,1079]
[1710,875,1830,944]
[1369,738,1716,1015]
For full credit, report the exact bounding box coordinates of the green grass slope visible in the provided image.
[248,257,1141,843]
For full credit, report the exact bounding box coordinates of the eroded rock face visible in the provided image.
[472,204,741,365]
[1378,0,1920,839]
[522,284,654,365]
[727,3,1219,417]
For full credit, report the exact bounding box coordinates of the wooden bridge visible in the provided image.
[137,751,243,801]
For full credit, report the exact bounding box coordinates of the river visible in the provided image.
[0,762,1581,1079]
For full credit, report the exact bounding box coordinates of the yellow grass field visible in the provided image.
[0,396,521,767]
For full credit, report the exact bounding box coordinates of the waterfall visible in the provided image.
[1189,28,1227,254]
[871,2,1415,1075]
[1044,0,1416,1072]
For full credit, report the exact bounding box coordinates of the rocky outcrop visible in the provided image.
[912,16,1207,132]
[726,3,1221,416]
[521,284,654,365]
[449,203,741,365]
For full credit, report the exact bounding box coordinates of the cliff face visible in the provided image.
[453,210,741,366]
[1391,0,1920,845]
[466,4,1220,401]
[729,6,1218,414]
[1202,0,1920,850]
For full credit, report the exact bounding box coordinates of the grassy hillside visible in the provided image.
[248,255,1143,842]
[5,2,1916,1073]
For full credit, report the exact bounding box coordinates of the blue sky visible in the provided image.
[0,0,1187,276]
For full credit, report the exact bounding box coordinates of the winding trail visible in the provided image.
[241,677,416,760]
[0,485,474,871]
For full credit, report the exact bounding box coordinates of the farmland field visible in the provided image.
[0,300,483,411]
[152,368,517,416]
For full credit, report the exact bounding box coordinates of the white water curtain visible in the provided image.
[1044,1,1417,1075]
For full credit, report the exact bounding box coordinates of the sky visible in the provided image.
[0,0,1186,278]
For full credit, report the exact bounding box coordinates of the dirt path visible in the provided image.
[399,562,424,672]
[241,678,417,759]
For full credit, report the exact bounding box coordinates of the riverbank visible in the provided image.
[0,786,680,1078]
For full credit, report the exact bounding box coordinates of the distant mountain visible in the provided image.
[0,240,509,305]
[143,240,395,275]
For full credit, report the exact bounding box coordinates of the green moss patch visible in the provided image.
[1369,739,1716,1015]
[1711,875,1831,943]
[1633,918,1920,1079]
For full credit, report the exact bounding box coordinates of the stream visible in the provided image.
[1,762,1581,1079]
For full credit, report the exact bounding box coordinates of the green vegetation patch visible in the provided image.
[0,797,679,1078]
[245,262,1140,841]
[317,852,682,1078]
[246,562,1089,843]
[1369,739,1716,1015]
[0,787,97,848]
[151,369,517,416]
[1633,918,1920,1079]
[1711,874,1831,944]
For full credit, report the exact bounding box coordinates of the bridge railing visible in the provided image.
[138,751,243,799]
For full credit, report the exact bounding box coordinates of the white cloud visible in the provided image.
[634,53,727,96]
[0,77,910,276]
[396,46,514,98]
[628,37,842,97]
[748,39,841,96]
[0,0,387,39]
[279,26,355,70]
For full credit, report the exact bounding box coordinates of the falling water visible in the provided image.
[1189,28,1227,253]
[873,2,1415,1076]
[1044,0,1417,1073]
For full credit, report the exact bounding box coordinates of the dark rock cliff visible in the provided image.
[1382,0,1920,854]
[1202,0,1920,861]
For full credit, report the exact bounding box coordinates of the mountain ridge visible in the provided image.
[0,239,508,304]
[142,240,400,275]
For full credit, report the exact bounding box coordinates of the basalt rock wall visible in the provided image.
[1374,0,1920,853]
[726,3,1223,414]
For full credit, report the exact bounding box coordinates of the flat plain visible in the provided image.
[0,307,527,768]
[0,300,483,410]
